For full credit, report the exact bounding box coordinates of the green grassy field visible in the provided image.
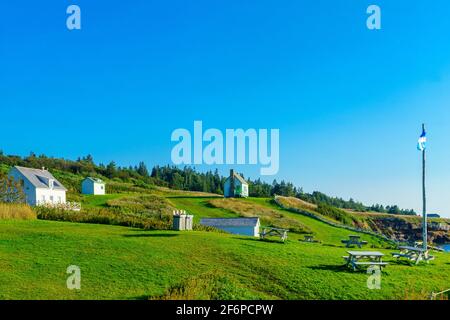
[169,196,387,246]
[1,219,449,300]
[167,196,239,223]
[1,193,449,300]
[80,194,130,208]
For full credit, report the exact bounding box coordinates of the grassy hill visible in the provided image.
[1,217,449,300]
[1,158,449,300]
[275,196,450,244]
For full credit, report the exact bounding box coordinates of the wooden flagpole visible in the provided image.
[422,123,427,252]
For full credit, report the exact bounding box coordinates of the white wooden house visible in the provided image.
[81,177,105,195]
[224,169,249,198]
[200,217,260,237]
[8,166,67,206]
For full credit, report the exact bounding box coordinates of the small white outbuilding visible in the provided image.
[81,177,106,195]
[200,217,260,237]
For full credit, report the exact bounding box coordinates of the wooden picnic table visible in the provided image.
[343,251,388,271]
[341,235,368,248]
[260,227,288,242]
[300,235,319,243]
[392,246,434,265]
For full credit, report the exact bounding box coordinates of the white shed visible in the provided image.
[224,169,249,198]
[200,217,260,237]
[81,177,106,195]
[8,166,67,206]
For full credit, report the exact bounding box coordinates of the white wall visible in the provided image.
[209,225,259,237]
[82,180,105,195]
[93,182,105,195]
[224,178,248,198]
[9,168,36,205]
[241,183,249,197]
[36,188,66,206]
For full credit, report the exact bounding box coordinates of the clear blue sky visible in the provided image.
[1,1,450,216]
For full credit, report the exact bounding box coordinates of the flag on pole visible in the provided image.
[417,128,427,151]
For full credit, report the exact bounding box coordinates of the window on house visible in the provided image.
[42,195,46,202]
[50,196,54,203]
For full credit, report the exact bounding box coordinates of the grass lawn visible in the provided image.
[169,196,388,246]
[167,197,239,223]
[244,198,389,246]
[80,194,132,208]
[1,219,449,300]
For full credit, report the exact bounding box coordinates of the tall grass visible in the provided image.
[106,195,174,216]
[150,272,255,300]
[0,203,36,220]
[35,206,171,230]
[276,196,363,227]
[208,198,311,234]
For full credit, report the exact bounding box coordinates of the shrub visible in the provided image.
[106,195,173,218]
[315,203,357,226]
[106,182,152,194]
[0,203,36,220]
[150,272,255,300]
[35,206,171,230]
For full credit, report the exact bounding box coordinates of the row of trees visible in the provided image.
[151,166,224,194]
[0,151,416,215]
[0,152,154,184]
[299,191,416,215]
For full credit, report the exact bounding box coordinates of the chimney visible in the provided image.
[230,169,235,197]
[41,167,46,171]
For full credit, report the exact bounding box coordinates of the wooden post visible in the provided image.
[422,124,427,252]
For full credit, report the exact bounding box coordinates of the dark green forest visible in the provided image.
[0,150,416,215]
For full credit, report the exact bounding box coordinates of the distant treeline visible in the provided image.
[0,151,154,183]
[0,151,416,215]
[297,191,416,216]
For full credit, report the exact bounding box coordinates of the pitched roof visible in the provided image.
[200,217,259,227]
[84,177,105,184]
[226,172,248,185]
[12,166,67,191]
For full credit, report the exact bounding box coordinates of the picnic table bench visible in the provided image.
[301,235,319,243]
[343,251,388,271]
[414,241,444,252]
[341,235,368,248]
[392,246,435,265]
[260,227,288,242]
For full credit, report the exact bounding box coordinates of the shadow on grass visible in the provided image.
[235,236,287,244]
[166,196,222,199]
[307,264,353,273]
[131,295,150,300]
[123,233,179,238]
[389,259,415,266]
[321,243,341,248]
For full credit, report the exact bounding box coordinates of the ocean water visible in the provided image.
[440,244,450,252]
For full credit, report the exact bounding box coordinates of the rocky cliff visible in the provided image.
[365,215,450,244]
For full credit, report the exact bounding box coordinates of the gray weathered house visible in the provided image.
[224,169,249,198]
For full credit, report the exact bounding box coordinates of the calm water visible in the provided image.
[440,244,450,252]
